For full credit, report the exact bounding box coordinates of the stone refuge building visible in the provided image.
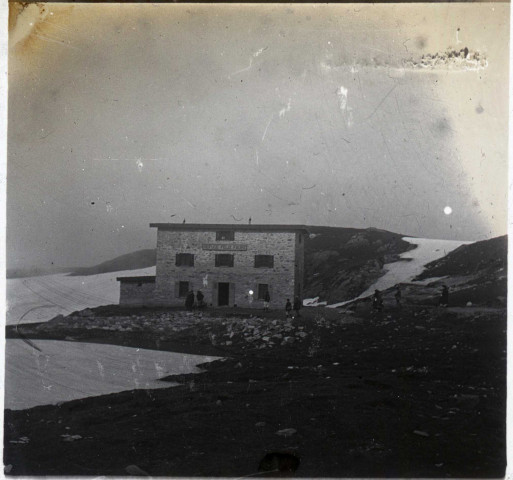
[117,223,307,308]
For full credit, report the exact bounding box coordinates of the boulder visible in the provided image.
[276,428,297,437]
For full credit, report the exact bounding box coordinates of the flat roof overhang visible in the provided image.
[149,223,309,233]
[117,276,156,283]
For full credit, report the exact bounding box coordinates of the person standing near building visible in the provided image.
[293,296,301,318]
[394,285,402,309]
[185,290,195,309]
[263,290,270,311]
[372,289,383,312]
[196,290,205,308]
[440,285,449,307]
[285,299,292,318]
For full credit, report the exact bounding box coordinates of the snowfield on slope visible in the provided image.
[7,267,156,325]
[327,237,473,308]
[5,339,219,410]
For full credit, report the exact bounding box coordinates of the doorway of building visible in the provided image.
[218,282,230,306]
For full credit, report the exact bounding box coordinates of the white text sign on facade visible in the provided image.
[202,243,248,251]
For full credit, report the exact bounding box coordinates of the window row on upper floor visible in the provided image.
[175,253,274,268]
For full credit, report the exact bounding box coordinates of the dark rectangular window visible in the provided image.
[257,284,269,300]
[215,254,234,267]
[175,253,194,267]
[178,281,189,297]
[254,255,274,268]
[216,231,234,241]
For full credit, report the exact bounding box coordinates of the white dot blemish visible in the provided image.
[444,206,453,215]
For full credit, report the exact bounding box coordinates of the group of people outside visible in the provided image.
[372,284,450,312]
[184,289,302,317]
[185,290,206,309]
[185,284,450,313]
[372,286,401,312]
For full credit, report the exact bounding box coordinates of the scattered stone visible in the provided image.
[276,428,297,437]
[125,464,150,476]
[413,430,429,437]
[61,434,82,442]
[466,301,473,307]
[9,437,30,445]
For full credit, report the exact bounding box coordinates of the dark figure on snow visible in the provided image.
[394,285,402,308]
[372,289,383,312]
[263,291,270,311]
[440,285,449,307]
[285,299,292,318]
[293,296,301,318]
[185,290,195,309]
[196,290,205,308]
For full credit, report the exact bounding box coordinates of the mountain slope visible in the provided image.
[69,249,156,276]
[415,235,507,279]
[406,235,508,307]
[303,226,414,303]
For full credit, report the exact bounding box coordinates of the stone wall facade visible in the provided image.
[118,277,156,305]
[152,229,305,308]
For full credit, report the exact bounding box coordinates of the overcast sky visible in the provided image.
[7,3,509,269]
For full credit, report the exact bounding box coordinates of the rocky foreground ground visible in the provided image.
[4,304,507,477]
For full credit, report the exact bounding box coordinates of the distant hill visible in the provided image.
[68,249,156,276]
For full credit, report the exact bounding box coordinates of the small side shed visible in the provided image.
[117,276,156,305]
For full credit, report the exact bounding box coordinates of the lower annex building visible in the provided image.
[117,223,307,308]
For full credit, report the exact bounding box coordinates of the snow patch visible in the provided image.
[7,266,156,325]
[5,340,219,410]
[303,297,328,307]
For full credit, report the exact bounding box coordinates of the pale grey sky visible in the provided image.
[8,3,509,269]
